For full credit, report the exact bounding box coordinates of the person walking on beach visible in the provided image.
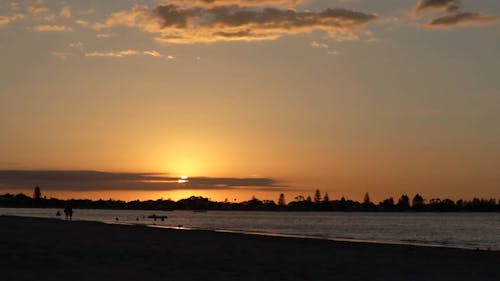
[64,206,73,220]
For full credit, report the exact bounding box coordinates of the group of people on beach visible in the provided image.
[56,206,73,220]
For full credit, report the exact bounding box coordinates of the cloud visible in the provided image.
[84,49,168,58]
[60,6,71,18]
[93,4,378,44]
[75,20,89,26]
[427,12,498,28]
[0,16,10,25]
[143,50,163,57]
[85,50,139,58]
[413,0,461,15]
[27,2,49,14]
[310,41,328,49]
[0,170,284,191]
[32,25,73,32]
[166,0,304,8]
[410,0,497,29]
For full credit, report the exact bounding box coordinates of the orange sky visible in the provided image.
[0,0,499,202]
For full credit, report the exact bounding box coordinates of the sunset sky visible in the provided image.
[0,0,499,202]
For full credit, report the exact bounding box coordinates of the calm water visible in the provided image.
[1,208,499,251]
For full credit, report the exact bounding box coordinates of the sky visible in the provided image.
[0,0,499,202]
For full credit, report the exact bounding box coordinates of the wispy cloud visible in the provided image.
[27,1,49,15]
[75,20,88,26]
[166,0,304,8]
[0,170,285,191]
[410,0,498,28]
[85,50,139,58]
[310,41,329,49]
[413,0,461,16]
[0,16,10,25]
[310,41,339,56]
[84,49,168,59]
[143,50,163,57]
[32,24,73,32]
[427,12,498,28]
[93,4,378,44]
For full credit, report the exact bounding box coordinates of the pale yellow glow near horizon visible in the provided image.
[178,175,189,184]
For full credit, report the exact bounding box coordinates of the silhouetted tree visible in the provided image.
[323,193,330,203]
[362,192,375,210]
[1,192,499,212]
[306,196,312,202]
[412,194,425,210]
[314,189,321,204]
[363,193,371,204]
[295,195,305,201]
[33,186,41,201]
[429,198,456,211]
[380,197,395,211]
[397,194,410,211]
[278,193,286,206]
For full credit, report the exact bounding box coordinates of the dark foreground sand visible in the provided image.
[1,216,498,281]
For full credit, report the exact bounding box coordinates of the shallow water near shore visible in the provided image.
[1,208,499,251]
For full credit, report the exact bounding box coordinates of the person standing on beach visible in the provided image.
[64,206,73,220]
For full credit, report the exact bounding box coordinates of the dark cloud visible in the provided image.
[94,4,378,43]
[0,170,285,191]
[427,12,498,27]
[413,0,461,14]
[167,0,304,8]
[185,177,276,188]
[411,0,497,29]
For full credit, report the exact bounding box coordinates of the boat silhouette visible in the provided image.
[148,214,168,221]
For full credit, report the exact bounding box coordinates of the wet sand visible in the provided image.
[1,215,498,281]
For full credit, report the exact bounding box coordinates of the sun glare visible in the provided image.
[178,176,189,184]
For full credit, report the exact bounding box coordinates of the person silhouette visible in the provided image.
[64,206,73,220]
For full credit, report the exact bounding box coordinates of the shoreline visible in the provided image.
[3,212,499,252]
[146,224,492,252]
[1,215,499,281]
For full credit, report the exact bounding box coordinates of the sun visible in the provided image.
[178,175,189,184]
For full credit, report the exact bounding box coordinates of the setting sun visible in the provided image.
[178,176,189,184]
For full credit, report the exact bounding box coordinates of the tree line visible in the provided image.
[0,187,499,212]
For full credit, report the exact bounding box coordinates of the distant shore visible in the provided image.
[2,192,499,212]
[1,216,499,281]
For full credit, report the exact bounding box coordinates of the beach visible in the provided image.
[1,216,498,281]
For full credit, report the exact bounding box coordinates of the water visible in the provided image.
[1,208,499,251]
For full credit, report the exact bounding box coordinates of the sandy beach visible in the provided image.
[1,216,498,281]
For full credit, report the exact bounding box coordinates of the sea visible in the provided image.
[1,208,499,251]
